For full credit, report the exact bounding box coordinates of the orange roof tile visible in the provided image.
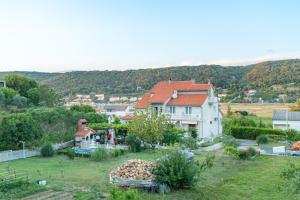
[75,129,94,137]
[135,81,212,108]
[167,94,208,106]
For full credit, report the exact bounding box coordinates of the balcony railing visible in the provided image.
[165,113,200,121]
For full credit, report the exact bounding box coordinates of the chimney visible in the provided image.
[78,119,87,131]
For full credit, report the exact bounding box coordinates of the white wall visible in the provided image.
[273,120,300,131]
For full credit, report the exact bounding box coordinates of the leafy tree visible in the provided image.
[0,88,18,105]
[27,88,40,105]
[11,95,27,108]
[0,113,42,150]
[38,85,59,107]
[128,109,171,145]
[5,74,38,97]
[70,104,95,113]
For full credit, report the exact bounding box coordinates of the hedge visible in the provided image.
[229,126,285,140]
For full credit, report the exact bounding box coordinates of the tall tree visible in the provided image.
[5,75,38,97]
[128,109,171,145]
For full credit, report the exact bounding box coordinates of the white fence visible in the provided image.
[0,149,40,162]
[0,140,73,163]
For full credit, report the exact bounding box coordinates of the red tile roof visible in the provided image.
[135,81,212,109]
[75,129,94,137]
[167,94,208,106]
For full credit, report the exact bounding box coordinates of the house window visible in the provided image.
[169,106,176,114]
[154,107,158,114]
[185,106,192,115]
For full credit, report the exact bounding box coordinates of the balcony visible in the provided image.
[166,113,201,122]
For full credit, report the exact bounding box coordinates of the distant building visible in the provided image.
[120,96,128,101]
[247,89,257,97]
[0,80,6,88]
[135,80,222,139]
[95,94,105,101]
[129,97,138,102]
[109,96,120,102]
[273,110,300,131]
[100,104,134,117]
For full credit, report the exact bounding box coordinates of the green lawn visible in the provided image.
[1,151,300,200]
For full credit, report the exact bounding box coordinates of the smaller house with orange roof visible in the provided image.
[135,80,222,139]
[75,119,96,148]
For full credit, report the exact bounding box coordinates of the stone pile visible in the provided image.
[110,159,155,180]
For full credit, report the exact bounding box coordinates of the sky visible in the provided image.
[0,0,300,72]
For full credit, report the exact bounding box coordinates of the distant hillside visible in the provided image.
[41,65,249,95]
[0,71,61,82]
[1,59,300,98]
[245,59,300,87]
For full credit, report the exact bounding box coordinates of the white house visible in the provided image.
[273,110,300,131]
[135,80,222,139]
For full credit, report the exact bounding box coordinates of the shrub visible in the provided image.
[119,149,126,155]
[286,129,300,141]
[188,127,198,139]
[91,148,108,161]
[109,186,141,200]
[40,144,54,157]
[238,147,257,160]
[224,146,239,158]
[180,137,198,150]
[66,149,75,160]
[256,134,269,145]
[230,126,285,140]
[162,128,183,145]
[153,151,198,189]
[111,149,121,157]
[222,135,238,147]
[125,135,141,152]
[248,147,257,157]
[238,149,249,160]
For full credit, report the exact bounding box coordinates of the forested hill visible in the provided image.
[41,65,249,95]
[0,71,61,82]
[1,59,300,96]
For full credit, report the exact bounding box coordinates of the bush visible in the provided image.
[238,147,257,160]
[125,135,141,152]
[91,148,108,161]
[162,128,183,145]
[66,149,75,160]
[188,127,198,139]
[222,135,238,147]
[153,151,198,189]
[224,146,239,158]
[256,134,269,145]
[286,129,300,141]
[180,137,198,150]
[248,147,257,157]
[109,186,141,200]
[111,149,121,157]
[230,126,285,140]
[40,144,54,157]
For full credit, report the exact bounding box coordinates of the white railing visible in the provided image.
[166,113,200,121]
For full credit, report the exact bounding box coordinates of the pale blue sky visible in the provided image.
[0,0,300,72]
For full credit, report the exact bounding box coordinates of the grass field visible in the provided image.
[1,151,300,200]
[220,103,291,117]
